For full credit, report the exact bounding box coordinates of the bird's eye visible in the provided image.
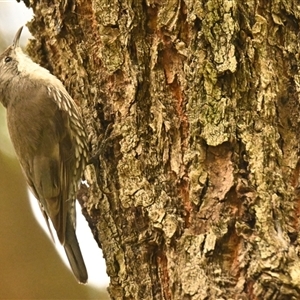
[4,56,12,63]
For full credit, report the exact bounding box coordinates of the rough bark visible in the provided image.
[24,0,300,299]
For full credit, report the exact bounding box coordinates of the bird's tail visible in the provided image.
[64,216,88,284]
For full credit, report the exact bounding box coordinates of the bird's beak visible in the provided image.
[13,26,23,48]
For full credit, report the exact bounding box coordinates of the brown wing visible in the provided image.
[30,110,74,244]
[7,81,88,282]
[7,85,76,244]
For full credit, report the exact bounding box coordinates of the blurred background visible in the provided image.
[0,1,109,299]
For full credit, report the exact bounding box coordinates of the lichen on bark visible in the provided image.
[24,0,300,299]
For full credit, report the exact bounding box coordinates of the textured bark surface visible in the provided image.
[24,0,300,299]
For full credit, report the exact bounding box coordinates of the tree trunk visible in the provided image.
[25,0,300,299]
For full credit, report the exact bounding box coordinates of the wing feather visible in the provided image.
[7,82,88,281]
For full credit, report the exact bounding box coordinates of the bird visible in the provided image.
[0,26,88,283]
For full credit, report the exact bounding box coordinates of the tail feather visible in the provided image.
[64,218,88,284]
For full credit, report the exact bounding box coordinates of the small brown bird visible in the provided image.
[0,27,88,283]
